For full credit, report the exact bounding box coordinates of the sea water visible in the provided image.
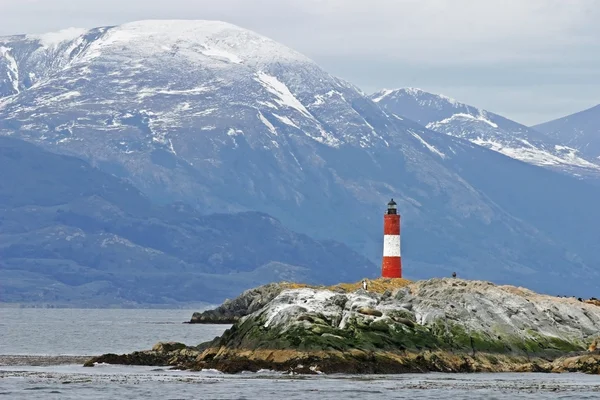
[1,308,600,399]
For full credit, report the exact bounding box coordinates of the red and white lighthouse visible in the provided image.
[382,198,402,278]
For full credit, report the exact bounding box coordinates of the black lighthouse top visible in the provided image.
[386,198,397,215]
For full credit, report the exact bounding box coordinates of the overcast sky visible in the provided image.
[1,0,599,125]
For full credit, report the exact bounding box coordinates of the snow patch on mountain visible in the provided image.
[314,126,341,147]
[374,87,460,108]
[472,137,600,170]
[199,46,242,64]
[227,128,243,136]
[137,86,212,99]
[78,20,312,67]
[553,145,600,169]
[255,72,313,119]
[258,111,278,136]
[311,90,345,106]
[428,113,498,129]
[273,113,299,129]
[371,88,394,103]
[403,87,461,107]
[0,46,19,94]
[410,131,446,159]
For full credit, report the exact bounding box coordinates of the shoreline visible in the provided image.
[83,346,600,375]
[4,350,600,377]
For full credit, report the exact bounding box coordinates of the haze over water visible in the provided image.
[1,309,599,399]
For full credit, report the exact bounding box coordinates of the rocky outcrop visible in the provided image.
[89,278,600,374]
[189,278,411,323]
[550,352,600,374]
[83,342,203,368]
[190,283,295,323]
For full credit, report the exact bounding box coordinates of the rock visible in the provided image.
[329,294,348,308]
[152,342,186,353]
[190,283,290,323]
[177,348,201,358]
[83,351,170,367]
[84,343,200,368]
[387,309,416,322]
[551,354,600,374]
[189,279,411,324]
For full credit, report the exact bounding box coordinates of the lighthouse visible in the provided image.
[382,198,402,278]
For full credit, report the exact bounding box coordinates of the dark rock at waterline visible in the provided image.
[83,342,201,368]
[83,351,170,367]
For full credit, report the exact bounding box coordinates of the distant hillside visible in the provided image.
[371,88,600,179]
[0,137,375,306]
[533,104,600,162]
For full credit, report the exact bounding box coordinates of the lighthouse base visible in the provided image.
[382,257,402,278]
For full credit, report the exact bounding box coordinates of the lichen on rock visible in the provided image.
[190,283,290,324]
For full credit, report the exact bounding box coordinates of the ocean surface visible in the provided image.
[2,308,600,399]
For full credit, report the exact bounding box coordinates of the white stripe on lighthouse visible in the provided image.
[383,234,401,257]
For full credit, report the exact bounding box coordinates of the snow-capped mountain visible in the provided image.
[371,88,600,178]
[533,104,600,161]
[2,21,600,298]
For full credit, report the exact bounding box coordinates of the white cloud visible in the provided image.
[1,0,598,63]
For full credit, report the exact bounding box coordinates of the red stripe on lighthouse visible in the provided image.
[382,257,401,278]
[382,214,402,278]
[383,214,400,235]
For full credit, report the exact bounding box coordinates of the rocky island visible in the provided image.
[85,278,600,374]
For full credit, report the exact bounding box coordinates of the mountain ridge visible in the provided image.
[533,103,600,162]
[371,87,600,178]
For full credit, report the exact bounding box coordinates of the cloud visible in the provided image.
[2,0,598,63]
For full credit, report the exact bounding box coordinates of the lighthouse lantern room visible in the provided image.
[381,198,402,278]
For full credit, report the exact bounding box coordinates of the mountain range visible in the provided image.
[371,88,600,179]
[1,20,599,304]
[0,136,374,305]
